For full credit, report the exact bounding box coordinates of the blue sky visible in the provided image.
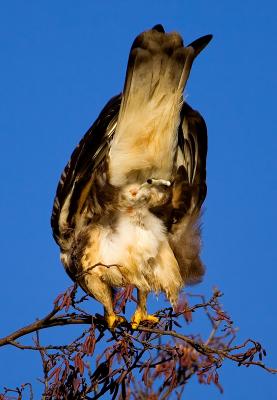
[0,1,276,398]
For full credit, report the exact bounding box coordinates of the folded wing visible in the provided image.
[169,102,208,285]
[51,94,121,253]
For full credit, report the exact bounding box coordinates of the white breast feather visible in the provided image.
[99,209,166,266]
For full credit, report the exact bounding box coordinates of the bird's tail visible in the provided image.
[109,25,212,186]
[120,25,212,120]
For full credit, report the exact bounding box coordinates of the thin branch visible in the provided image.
[1,309,276,374]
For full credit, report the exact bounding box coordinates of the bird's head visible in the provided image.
[119,180,171,209]
[119,183,151,208]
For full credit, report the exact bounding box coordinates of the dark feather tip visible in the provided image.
[152,24,165,33]
[190,34,213,48]
[188,34,213,57]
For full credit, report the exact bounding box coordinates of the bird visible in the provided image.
[51,24,212,329]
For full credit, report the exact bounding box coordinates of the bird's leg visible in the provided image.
[84,276,125,329]
[104,297,125,331]
[131,290,159,329]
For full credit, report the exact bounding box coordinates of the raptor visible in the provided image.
[51,24,212,329]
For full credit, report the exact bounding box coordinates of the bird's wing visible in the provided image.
[51,94,121,250]
[173,102,208,216]
[168,102,208,285]
[166,34,212,284]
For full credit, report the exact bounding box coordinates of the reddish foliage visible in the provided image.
[0,288,275,399]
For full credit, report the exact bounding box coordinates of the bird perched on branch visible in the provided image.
[51,24,212,329]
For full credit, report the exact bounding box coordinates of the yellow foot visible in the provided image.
[131,310,159,329]
[106,315,125,330]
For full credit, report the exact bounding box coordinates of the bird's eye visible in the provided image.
[147,179,152,184]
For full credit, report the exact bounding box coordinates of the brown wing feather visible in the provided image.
[169,102,208,285]
[51,94,121,249]
[174,102,208,214]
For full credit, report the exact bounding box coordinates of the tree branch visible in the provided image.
[1,287,276,400]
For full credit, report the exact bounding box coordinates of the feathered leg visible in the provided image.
[131,290,159,329]
[82,273,125,329]
[154,240,183,306]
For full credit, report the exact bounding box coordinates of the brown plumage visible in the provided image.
[51,25,212,329]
